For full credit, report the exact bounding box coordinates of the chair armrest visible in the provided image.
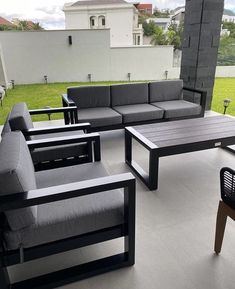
[0,173,135,212]
[183,86,207,116]
[27,133,101,161]
[29,106,77,115]
[23,123,91,136]
[62,94,76,106]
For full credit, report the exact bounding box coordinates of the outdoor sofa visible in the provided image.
[62,80,207,131]
[0,131,136,289]
[1,102,100,170]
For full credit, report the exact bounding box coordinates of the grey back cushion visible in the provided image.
[111,83,149,106]
[149,80,183,102]
[9,102,34,132]
[0,132,37,231]
[68,86,111,109]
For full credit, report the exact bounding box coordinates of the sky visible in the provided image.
[1,0,235,30]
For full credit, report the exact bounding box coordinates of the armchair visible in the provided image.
[0,132,136,289]
[3,102,94,170]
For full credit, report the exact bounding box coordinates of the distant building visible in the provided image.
[146,17,171,31]
[136,4,152,15]
[171,7,185,23]
[0,16,14,27]
[63,0,143,47]
[222,15,235,23]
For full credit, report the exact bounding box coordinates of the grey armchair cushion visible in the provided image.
[30,130,87,163]
[152,100,202,119]
[8,102,33,132]
[149,80,183,103]
[77,107,122,127]
[4,162,123,250]
[111,83,149,106]
[113,104,164,123]
[68,86,111,108]
[0,132,37,231]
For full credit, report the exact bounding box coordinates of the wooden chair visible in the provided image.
[214,167,235,254]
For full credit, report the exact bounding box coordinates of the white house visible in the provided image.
[63,0,143,47]
[222,14,235,23]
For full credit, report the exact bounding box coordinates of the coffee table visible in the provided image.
[125,116,235,190]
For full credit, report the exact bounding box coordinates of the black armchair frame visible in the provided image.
[27,132,101,171]
[0,172,136,289]
[62,86,207,131]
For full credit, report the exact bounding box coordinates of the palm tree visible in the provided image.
[18,20,29,31]
[31,22,44,31]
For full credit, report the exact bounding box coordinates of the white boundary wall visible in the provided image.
[0,30,174,84]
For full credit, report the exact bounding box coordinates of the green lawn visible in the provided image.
[0,78,235,125]
[211,78,235,115]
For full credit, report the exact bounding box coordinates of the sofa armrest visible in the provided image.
[24,123,91,136]
[183,86,207,116]
[0,173,135,212]
[62,94,76,106]
[27,133,101,161]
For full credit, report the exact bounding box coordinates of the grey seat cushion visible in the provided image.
[30,130,88,163]
[149,80,183,102]
[113,104,164,124]
[68,86,111,108]
[8,102,34,132]
[152,100,202,119]
[1,113,11,137]
[77,107,122,127]
[4,162,124,250]
[0,132,37,231]
[111,83,149,106]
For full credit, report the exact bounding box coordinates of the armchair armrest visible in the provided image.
[62,94,77,125]
[0,173,135,212]
[27,133,101,161]
[23,123,91,137]
[62,94,76,107]
[183,86,207,116]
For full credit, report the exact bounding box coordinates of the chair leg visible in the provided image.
[214,201,228,254]
[0,265,10,289]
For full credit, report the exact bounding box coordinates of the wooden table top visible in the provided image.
[132,116,235,148]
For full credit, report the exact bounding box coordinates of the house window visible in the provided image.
[90,16,96,28]
[98,16,105,28]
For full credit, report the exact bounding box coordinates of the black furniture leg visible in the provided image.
[124,181,136,266]
[148,149,159,191]
[125,129,132,165]
[62,99,70,125]
[0,265,10,289]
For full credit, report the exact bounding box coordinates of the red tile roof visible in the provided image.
[0,16,13,26]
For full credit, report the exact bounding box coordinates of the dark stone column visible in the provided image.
[180,0,224,109]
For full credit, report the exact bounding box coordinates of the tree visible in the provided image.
[167,23,183,50]
[217,35,235,65]
[31,22,44,31]
[153,7,170,18]
[143,21,156,36]
[151,26,168,45]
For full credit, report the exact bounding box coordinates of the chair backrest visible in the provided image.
[0,132,37,231]
[1,113,11,138]
[149,80,183,103]
[68,86,111,109]
[111,83,148,107]
[8,102,34,132]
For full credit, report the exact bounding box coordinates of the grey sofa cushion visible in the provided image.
[8,102,34,132]
[77,107,122,127]
[152,100,202,119]
[68,86,111,108]
[0,132,37,231]
[111,83,149,106]
[30,130,87,163]
[149,80,183,102]
[4,162,124,250]
[113,104,164,124]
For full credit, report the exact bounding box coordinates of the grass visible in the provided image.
[211,78,235,115]
[0,78,235,125]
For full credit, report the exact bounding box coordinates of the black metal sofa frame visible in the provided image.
[62,82,207,132]
[0,134,136,289]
